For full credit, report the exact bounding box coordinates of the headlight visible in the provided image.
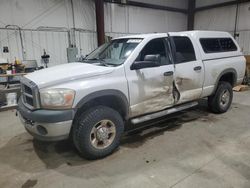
[40,88,75,109]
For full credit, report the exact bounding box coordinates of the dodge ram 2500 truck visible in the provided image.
[18,31,246,159]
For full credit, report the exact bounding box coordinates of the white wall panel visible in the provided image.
[75,31,97,56]
[195,3,250,31]
[196,0,234,8]
[134,0,188,9]
[236,31,250,55]
[0,29,97,66]
[73,0,96,30]
[26,31,69,66]
[0,29,70,66]
[237,3,250,31]
[0,0,95,30]
[194,6,237,31]
[104,4,129,33]
[128,7,187,33]
[0,0,97,66]
[128,7,168,33]
[194,2,250,54]
[0,0,69,29]
[0,29,22,61]
[104,3,187,35]
[0,0,187,65]
[165,11,188,32]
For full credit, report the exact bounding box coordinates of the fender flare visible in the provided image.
[75,89,129,119]
[212,68,237,94]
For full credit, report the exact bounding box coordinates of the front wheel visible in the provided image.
[72,106,124,160]
[208,81,233,113]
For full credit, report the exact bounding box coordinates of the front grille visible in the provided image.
[25,95,34,107]
[20,78,39,110]
[24,85,32,95]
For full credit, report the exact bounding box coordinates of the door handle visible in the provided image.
[164,71,173,76]
[194,66,202,71]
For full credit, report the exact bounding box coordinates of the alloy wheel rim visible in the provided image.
[90,120,116,149]
[220,89,230,108]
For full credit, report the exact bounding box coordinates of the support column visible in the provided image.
[187,0,195,30]
[95,0,105,46]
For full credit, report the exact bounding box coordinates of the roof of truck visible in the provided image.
[115,30,242,60]
[115,30,233,40]
[115,33,167,39]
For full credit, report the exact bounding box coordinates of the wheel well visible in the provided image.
[219,72,235,86]
[74,95,128,121]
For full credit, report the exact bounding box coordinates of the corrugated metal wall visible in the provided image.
[104,3,187,36]
[196,0,234,8]
[0,28,97,66]
[195,1,250,55]
[0,0,97,66]
[0,0,188,66]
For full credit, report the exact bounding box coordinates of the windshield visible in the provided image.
[84,38,142,66]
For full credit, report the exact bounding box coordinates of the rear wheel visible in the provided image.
[72,106,124,160]
[208,81,233,113]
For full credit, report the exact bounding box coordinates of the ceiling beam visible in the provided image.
[104,0,187,14]
[195,0,250,12]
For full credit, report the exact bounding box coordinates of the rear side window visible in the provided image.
[172,36,196,63]
[200,38,237,53]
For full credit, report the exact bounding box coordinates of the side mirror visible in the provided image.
[131,54,161,70]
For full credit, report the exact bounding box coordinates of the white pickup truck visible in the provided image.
[18,31,246,159]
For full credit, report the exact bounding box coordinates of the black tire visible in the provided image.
[208,81,233,113]
[72,105,124,160]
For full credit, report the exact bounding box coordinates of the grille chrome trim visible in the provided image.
[23,92,33,98]
[20,77,40,110]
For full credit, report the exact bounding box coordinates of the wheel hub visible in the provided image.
[96,127,109,141]
[220,89,230,107]
[90,119,116,149]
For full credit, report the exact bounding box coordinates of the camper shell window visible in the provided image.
[200,38,237,53]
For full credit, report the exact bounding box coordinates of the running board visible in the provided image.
[131,101,198,124]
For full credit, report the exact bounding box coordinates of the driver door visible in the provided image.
[127,38,175,117]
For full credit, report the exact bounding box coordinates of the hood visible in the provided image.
[25,62,115,88]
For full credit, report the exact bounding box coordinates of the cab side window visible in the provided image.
[173,36,196,63]
[138,38,171,65]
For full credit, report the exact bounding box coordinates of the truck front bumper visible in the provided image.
[18,100,74,141]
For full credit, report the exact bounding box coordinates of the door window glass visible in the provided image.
[173,36,196,63]
[138,38,171,65]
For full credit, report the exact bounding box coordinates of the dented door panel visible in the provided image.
[174,61,204,103]
[127,37,175,117]
[129,65,175,117]
[169,35,205,104]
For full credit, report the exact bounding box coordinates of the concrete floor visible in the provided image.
[0,91,250,188]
